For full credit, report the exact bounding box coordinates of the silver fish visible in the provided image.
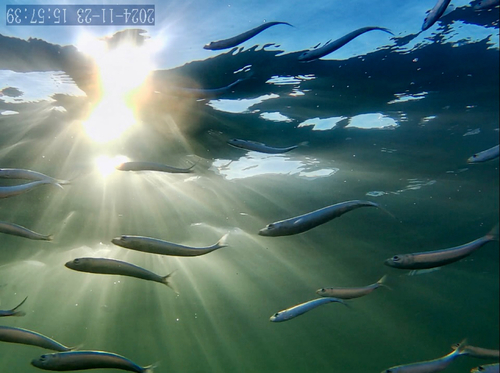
[474,0,500,10]
[451,343,500,359]
[0,168,70,186]
[65,258,175,291]
[116,161,194,173]
[0,180,60,199]
[258,200,380,237]
[167,79,245,99]
[316,275,388,299]
[298,27,393,62]
[270,297,346,322]
[0,326,72,351]
[471,363,500,373]
[381,340,467,373]
[0,221,53,241]
[384,225,499,270]
[0,296,27,317]
[204,21,292,50]
[422,0,453,31]
[111,233,228,257]
[31,350,154,372]
[467,145,499,163]
[228,139,299,154]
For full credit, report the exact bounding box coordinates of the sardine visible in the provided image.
[467,145,499,163]
[0,221,53,241]
[0,326,72,351]
[0,180,60,199]
[474,0,500,10]
[471,363,500,373]
[298,27,393,62]
[316,275,388,299]
[204,21,292,50]
[258,200,380,237]
[65,258,175,291]
[116,161,194,173]
[384,225,499,270]
[111,233,228,257]
[451,343,500,359]
[0,296,27,317]
[0,168,70,186]
[381,340,467,373]
[31,350,154,372]
[227,139,299,154]
[270,297,346,322]
[422,0,453,31]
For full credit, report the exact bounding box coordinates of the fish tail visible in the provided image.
[298,141,309,147]
[451,339,468,356]
[378,27,394,36]
[485,224,499,241]
[44,234,54,241]
[51,182,64,190]
[374,203,397,220]
[214,233,230,249]
[144,361,159,373]
[377,275,393,291]
[11,296,28,313]
[162,271,178,294]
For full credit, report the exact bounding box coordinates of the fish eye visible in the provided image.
[267,223,275,229]
[39,355,47,361]
[273,313,279,317]
[392,255,400,262]
[320,288,325,292]
[478,367,485,372]
[73,259,80,264]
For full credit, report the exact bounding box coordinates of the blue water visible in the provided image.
[0,0,499,372]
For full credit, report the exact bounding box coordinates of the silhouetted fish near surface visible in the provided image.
[270,297,347,322]
[0,180,61,199]
[65,258,175,291]
[204,21,292,50]
[31,350,155,372]
[316,275,388,299]
[165,78,246,99]
[227,138,302,154]
[116,161,194,173]
[0,326,73,351]
[0,168,70,186]
[381,340,467,372]
[0,296,27,317]
[471,363,500,373]
[111,233,228,257]
[422,0,453,31]
[258,200,381,237]
[0,221,53,241]
[298,27,393,62]
[468,144,499,163]
[384,225,499,270]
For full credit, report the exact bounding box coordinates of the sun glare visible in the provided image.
[96,155,130,177]
[77,33,156,143]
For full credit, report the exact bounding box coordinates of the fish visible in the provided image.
[31,350,154,372]
[298,27,393,62]
[166,78,246,99]
[0,296,27,317]
[381,340,468,372]
[270,297,347,322]
[474,0,500,10]
[422,0,453,31]
[0,221,53,241]
[116,161,194,173]
[316,275,388,299]
[451,342,500,359]
[0,326,73,351]
[471,363,500,373]
[467,145,499,163]
[0,168,70,186]
[204,21,292,50]
[227,139,301,154]
[111,233,228,257]
[384,225,499,270]
[65,258,175,291]
[0,180,61,199]
[258,200,380,237]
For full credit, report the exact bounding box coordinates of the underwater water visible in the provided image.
[0,0,499,372]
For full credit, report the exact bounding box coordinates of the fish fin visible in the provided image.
[443,4,456,16]
[11,296,28,312]
[215,233,229,249]
[144,361,160,373]
[375,204,397,220]
[162,271,178,294]
[52,182,64,190]
[379,27,395,36]
[298,141,309,147]
[452,339,468,356]
[485,224,499,241]
[45,234,54,241]
[69,343,85,351]
[376,275,393,291]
